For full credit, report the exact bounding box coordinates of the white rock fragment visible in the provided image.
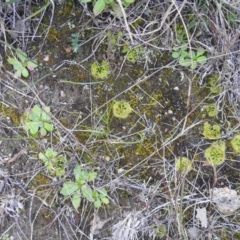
[196,207,208,228]
[212,187,240,215]
[173,86,179,91]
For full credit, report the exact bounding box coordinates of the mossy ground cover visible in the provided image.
[1,1,240,239]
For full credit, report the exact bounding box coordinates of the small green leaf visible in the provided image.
[79,170,90,181]
[94,199,102,208]
[22,68,29,77]
[92,189,99,198]
[98,188,108,197]
[81,185,94,202]
[172,52,179,58]
[32,105,42,118]
[93,0,105,16]
[41,111,51,122]
[7,57,19,65]
[88,172,97,181]
[196,56,207,64]
[74,165,82,180]
[38,152,48,162]
[60,182,79,196]
[44,122,54,132]
[16,49,28,62]
[72,191,81,209]
[28,122,41,135]
[81,0,91,2]
[40,127,47,136]
[196,50,205,57]
[111,2,123,17]
[101,197,109,204]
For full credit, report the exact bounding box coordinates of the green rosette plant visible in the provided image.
[7,48,38,78]
[230,135,240,153]
[175,157,192,174]
[204,141,226,166]
[203,122,221,139]
[204,104,218,117]
[38,148,65,177]
[60,165,109,209]
[112,100,133,119]
[91,60,110,79]
[21,105,54,137]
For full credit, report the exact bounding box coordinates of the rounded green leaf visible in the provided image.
[101,197,109,204]
[172,52,179,58]
[94,199,102,208]
[21,67,29,78]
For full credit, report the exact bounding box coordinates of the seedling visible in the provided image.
[7,48,38,78]
[203,122,221,139]
[38,148,65,177]
[112,100,133,119]
[21,105,54,137]
[230,135,240,153]
[122,45,143,63]
[60,165,109,209]
[71,33,81,53]
[91,60,110,79]
[172,46,207,69]
[175,157,192,174]
[81,0,135,16]
[204,141,226,166]
[204,104,218,117]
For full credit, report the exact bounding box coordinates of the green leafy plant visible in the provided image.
[122,45,143,63]
[71,33,81,53]
[203,122,221,139]
[207,74,222,95]
[38,148,66,176]
[60,165,109,209]
[175,157,192,174]
[81,0,134,16]
[204,141,226,166]
[7,48,38,78]
[230,135,240,153]
[21,105,54,137]
[172,46,207,69]
[91,60,110,79]
[204,103,218,117]
[112,100,133,119]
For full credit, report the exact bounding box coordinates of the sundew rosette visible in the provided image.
[204,140,226,166]
[175,157,192,174]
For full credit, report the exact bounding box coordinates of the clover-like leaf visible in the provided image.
[44,122,54,132]
[60,182,79,196]
[27,122,41,135]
